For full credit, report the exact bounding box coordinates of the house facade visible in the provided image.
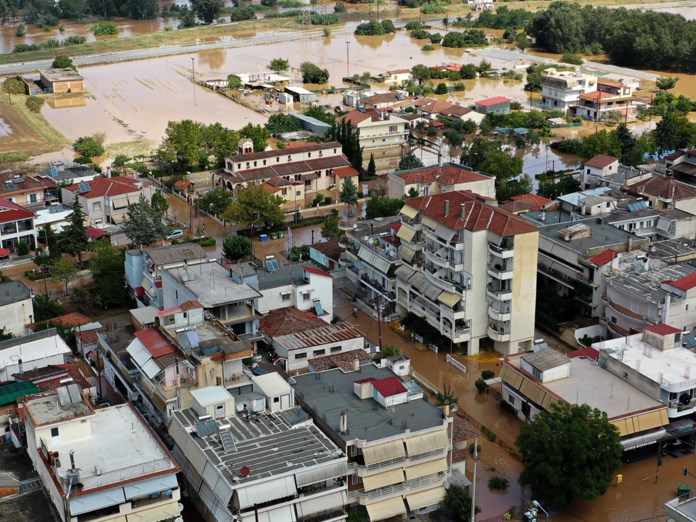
[387,163,496,200]
[0,172,51,207]
[0,198,37,252]
[540,68,597,113]
[342,109,410,173]
[577,90,635,121]
[62,177,150,227]
[0,329,71,382]
[0,280,33,335]
[395,191,539,356]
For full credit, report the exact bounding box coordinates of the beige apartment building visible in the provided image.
[342,109,410,173]
[395,191,539,356]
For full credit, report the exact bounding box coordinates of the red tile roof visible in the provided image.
[664,150,685,161]
[230,141,340,162]
[663,272,696,292]
[76,329,100,345]
[27,312,92,331]
[259,307,327,338]
[629,176,696,201]
[588,248,619,267]
[156,306,182,318]
[474,96,511,107]
[0,198,34,224]
[179,300,203,311]
[134,328,175,358]
[404,191,538,236]
[0,172,46,196]
[311,239,342,260]
[509,193,554,209]
[354,377,377,385]
[65,176,140,198]
[174,179,192,191]
[86,227,111,239]
[333,166,359,178]
[302,265,331,278]
[395,164,491,186]
[644,324,682,335]
[578,91,633,101]
[584,155,619,169]
[566,347,600,361]
[372,377,407,397]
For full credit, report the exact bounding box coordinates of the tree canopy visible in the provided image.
[398,152,424,171]
[222,184,285,229]
[321,216,343,239]
[268,58,290,73]
[159,120,239,170]
[192,0,224,24]
[124,194,166,247]
[333,118,363,173]
[222,236,252,262]
[339,177,359,208]
[300,62,330,84]
[60,198,89,265]
[90,241,126,308]
[517,402,622,508]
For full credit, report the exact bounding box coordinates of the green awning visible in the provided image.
[0,381,39,407]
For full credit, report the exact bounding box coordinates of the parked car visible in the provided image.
[166,229,184,240]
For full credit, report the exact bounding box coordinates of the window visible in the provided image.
[254,161,257,167]
[351,445,358,457]
[51,427,59,437]
[308,152,311,158]
[263,160,267,166]
[273,397,280,403]
[282,294,291,302]
[92,202,101,212]
[351,474,362,485]
[508,395,515,405]
[611,316,617,324]
[29,194,37,203]
[623,371,628,378]
[302,292,311,301]
[288,155,292,162]
[313,349,325,357]
[276,157,280,163]
[330,346,342,353]
[281,188,288,196]
[296,190,301,196]
[295,352,307,360]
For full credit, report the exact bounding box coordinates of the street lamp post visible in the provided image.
[375,294,384,350]
[191,57,197,106]
[250,212,261,263]
[346,41,350,77]
[531,500,550,522]
[471,438,478,522]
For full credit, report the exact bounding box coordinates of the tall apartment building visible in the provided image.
[540,68,597,113]
[395,191,539,356]
[342,109,410,173]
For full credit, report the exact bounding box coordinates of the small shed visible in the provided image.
[285,86,318,104]
[39,68,84,94]
[191,386,235,419]
[277,92,294,105]
[252,373,293,413]
[474,96,511,115]
[291,113,331,137]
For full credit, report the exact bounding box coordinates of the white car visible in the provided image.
[166,229,184,240]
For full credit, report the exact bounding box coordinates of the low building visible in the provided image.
[284,85,318,103]
[260,307,365,372]
[665,495,696,522]
[474,96,511,115]
[606,206,696,241]
[361,92,404,109]
[125,243,208,309]
[666,148,696,182]
[583,155,620,185]
[500,193,558,215]
[0,172,51,207]
[594,325,696,420]
[0,329,71,382]
[293,364,453,520]
[310,238,343,271]
[291,113,331,137]
[38,68,85,93]
[577,90,635,121]
[22,387,180,522]
[501,349,669,455]
[379,69,412,86]
[0,198,37,252]
[61,176,150,227]
[624,176,696,216]
[387,163,495,200]
[342,109,410,173]
[169,385,348,522]
[0,280,33,335]
[162,261,261,339]
[540,68,597,113]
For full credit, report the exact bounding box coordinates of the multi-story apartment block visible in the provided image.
[62,176,152,227]
[342,109,410,173]
[293,364,453,521]
[169,384,349,522]
[219,141,359,215]
[387,163,495,200]
[125,243,208,309]
[0,197,37,251]
[22,386,181,522]
[540,68,597,113]
[395,191,539,356]
[594,325,696,420]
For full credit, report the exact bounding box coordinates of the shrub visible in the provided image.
[228,7,256,21]
[73,135,105,158]
[13,43,40,53]
[410,29,429,39]
[3,78,25,95]
[16,241,29,256]
[481,370,495,380]
[113,154,130,167]
[475,378,488,393]
[560,53,584,65]
[435,82,448,94]
[488,476,509,491]
[91,21,118,36]
[443,30,487,48]
[15,24,26,37]
[422,44,434,51]
[429,32,442,44]
[25,96,44,113]
[421,4,445,14]
[453,82,465,91]
[64,35,86,45]
[52,55,75,70]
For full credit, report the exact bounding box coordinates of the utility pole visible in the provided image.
[376,294,383,350]
[191,57,197,106]
[471,438,478,522]
[346,41,350,77]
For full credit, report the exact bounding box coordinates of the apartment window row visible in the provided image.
[237,150,337,171]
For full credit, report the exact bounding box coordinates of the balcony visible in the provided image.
[487,326,511,342]
[359,238,400,263]
[487,264,513,281]
[350,473,446,505]
[424,267,467,296]
[488,305,511,322]
[488,242,514,259]
[360,274,396,302]
[487,285,512,302]
[350,448,448,477]
[442,324,471,342]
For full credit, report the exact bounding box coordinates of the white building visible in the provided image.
[387,163,496,200]
[169,385,348,522]
[342,109,410,173]
[540,68,597,113]
[22,386,181,522]
[0,280,33,335]
[0,197,37,252]
[395,190,539,356]
[0,328,71,382]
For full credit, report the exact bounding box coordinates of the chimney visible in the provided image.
[460,203,466,218]
[443,400,450,417]
[352,357,360,371]
[69,450,76,471]
[339,409,348,434]
[17,358,22,374]
[444,200,450,217]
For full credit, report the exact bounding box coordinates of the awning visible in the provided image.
[405,430,449,457]
[404,457,448,480]
[435,223,457,242]
[366,497,407,521]
[621,428,667,451]
[123,474,178,500]
[295,490,347,517]
[295,460,347,487]
[128,193,141,205]
[362,440,406,465]
[302,172,320,180]
[400,205,418,219]
[111,213,127,224]
[69,488,126,516]
[358,246,391,274]
[421,215,439,230]
[406,487,446,511]
[233,475,297,509]
[397,224,417,242]
[437,291,461,308]
[125,501,181,522]
[362,468,405,492]
[112,198,128,209]
[399,244,416,263]
[256,504,294,522]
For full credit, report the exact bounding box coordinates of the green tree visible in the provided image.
[366,154,376,178]
[202,123,239,167]
[33,293,63,321]
[192,0,224,23]
[459,63,477,79]
[268,58,290,73]
[125,0,158,19]
[198,188,234,216]
[517,402,622,508]
[60,198,89,265]
[581,129,622,159]
[656,77,678,91]
[339,177,359,209]
[73,135,105,158]
[222,236,252,262]
[398,152,424,171]
[299,62,329,84]
[435,82,448,95]
[365,197,403,219]
[52,55,75,70]
[410,64,431,84]
[150,192,169,217]
[222,184,285,228]
[25,96,44,113]
[50,256,78,296]
[442,483,479,520]
[124,193,166,247]
[654,108,696,153]
[178,6,196,28]
[333,118,362,172]
[160,119,204,170]
[537,175,581,200]
[0,327,13,341]
[321,216,343,239]
[227,74,242,89]
[266,114,301,135]
[91,20,118,35]
[90,240,126,308]
[407,187,419,198]
[239,123,269,152]
[479,150,523,182]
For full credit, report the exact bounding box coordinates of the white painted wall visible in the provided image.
[1,297,33,336]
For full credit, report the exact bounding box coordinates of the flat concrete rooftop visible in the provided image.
[292,364,446,443]
[536,217,636,255]
[607,263,696,304]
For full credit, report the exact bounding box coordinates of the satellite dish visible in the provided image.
[236,403,245,412]
[240,466,251,478]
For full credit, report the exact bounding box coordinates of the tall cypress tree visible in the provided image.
[61,198,89,266]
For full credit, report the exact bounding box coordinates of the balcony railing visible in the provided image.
[360,238,400,262]
[487,326,511,342]
[487,305,511,322]
[348,448,448,476]
[349,473,446,504]
[487,285,513,302]
[488,242,514,259]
